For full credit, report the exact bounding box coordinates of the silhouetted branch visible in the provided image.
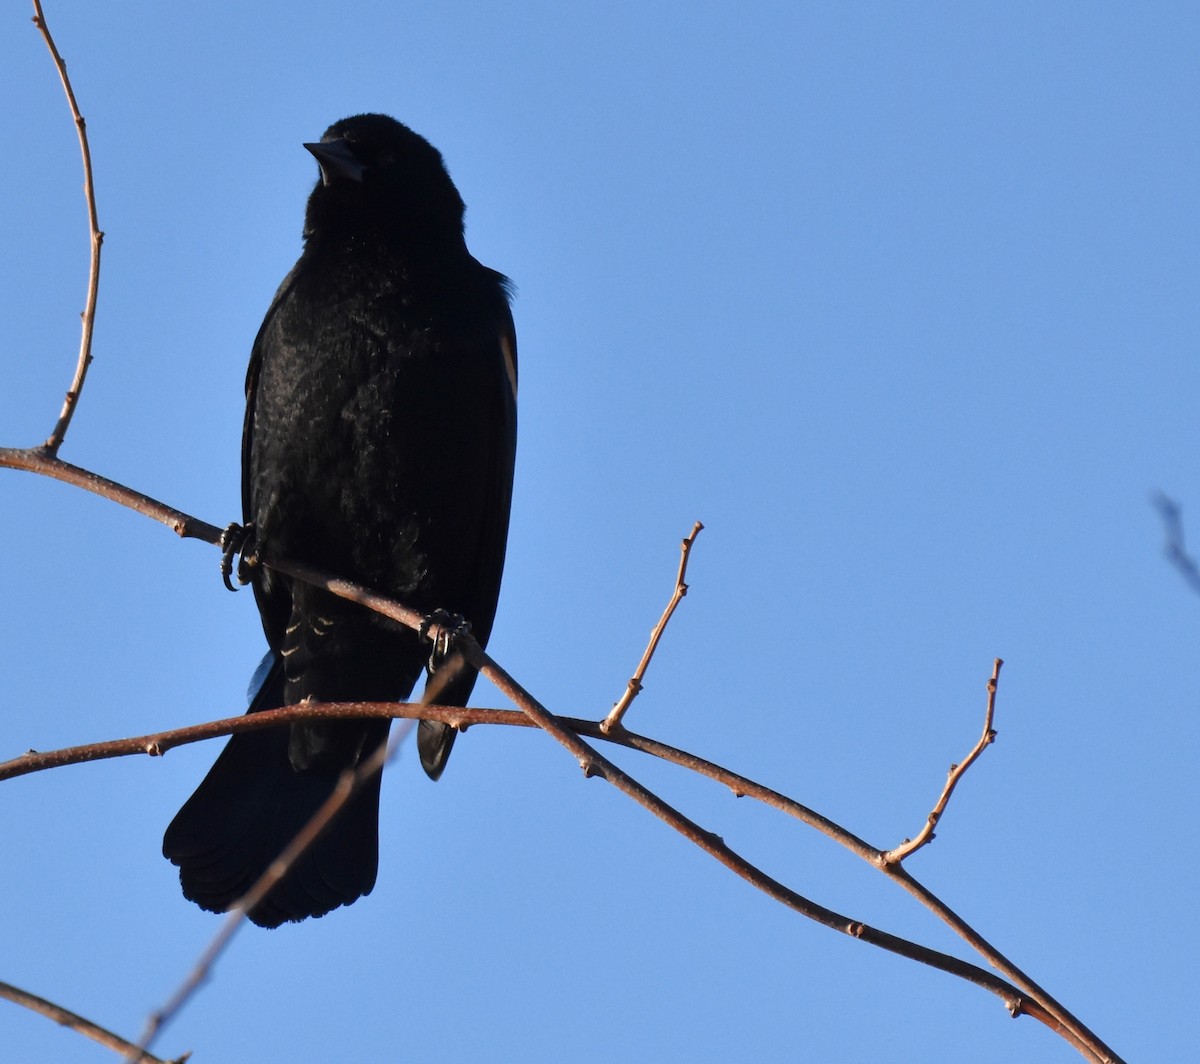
[602,520,703,732]
[0,979,186,1064]
[1153,492,1200,595]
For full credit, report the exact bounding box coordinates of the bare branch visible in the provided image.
[30,0,104,455]
[0,447,226,543]
[0,700,527,783]
[0,979,186,1064]
[0,446,1124,1061]
[598,722,1119,1063]
[882,658,1002,864]
[3,678,1122,1063]
[602,520,703,733]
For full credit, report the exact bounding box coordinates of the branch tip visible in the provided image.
[881,659,1005,866]
[601,522,703,732]
[32,0,103,454]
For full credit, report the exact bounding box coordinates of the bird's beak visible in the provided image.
[304,139,366,186]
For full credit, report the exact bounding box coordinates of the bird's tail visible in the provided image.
[162,655,388,928]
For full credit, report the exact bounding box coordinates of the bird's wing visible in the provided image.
[242,264,305,649]
[418,283,518,777]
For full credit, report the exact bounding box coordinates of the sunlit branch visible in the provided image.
[31,0,104,455]
[602,520,703,733]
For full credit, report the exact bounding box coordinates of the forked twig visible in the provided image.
[30,0,104,455]
[882,658,1002,864]
[602,520,703,732]
[0,979,185,1064]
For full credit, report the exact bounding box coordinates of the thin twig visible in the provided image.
[1153,492,1200,595]
[0,980,186,1064]
[882,658,1002,864]
[31,0,104,455]
[602,521,703,732]
[127,732,403,1062]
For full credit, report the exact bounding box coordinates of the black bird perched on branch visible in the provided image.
[162,114,517,927]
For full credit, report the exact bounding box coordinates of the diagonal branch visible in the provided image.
[0,447,225,543]
[602,520,703,732]
[0,979,186,1064]
[126,727,406,1061]
[128,660,466,1061]
[247,556,1123,1062]
[0,454,1126,1062]
[30,0,104,455]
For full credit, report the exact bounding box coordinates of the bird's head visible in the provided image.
[302,113,466,244]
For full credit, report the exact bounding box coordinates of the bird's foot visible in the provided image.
[219,522,259,592]
[418,609,472,673]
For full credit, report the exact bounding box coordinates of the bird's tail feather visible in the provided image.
[417,719,458,780]
[162,658,387,928]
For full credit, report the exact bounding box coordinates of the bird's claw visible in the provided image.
[219,523,259,592]
[418,608,471,672]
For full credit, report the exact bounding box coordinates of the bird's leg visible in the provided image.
[219,522,259,592]
[418,608,472,673]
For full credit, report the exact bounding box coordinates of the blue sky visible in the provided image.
[2,2,1197,1061]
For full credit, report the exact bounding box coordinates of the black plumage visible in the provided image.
[163,114,517,927]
